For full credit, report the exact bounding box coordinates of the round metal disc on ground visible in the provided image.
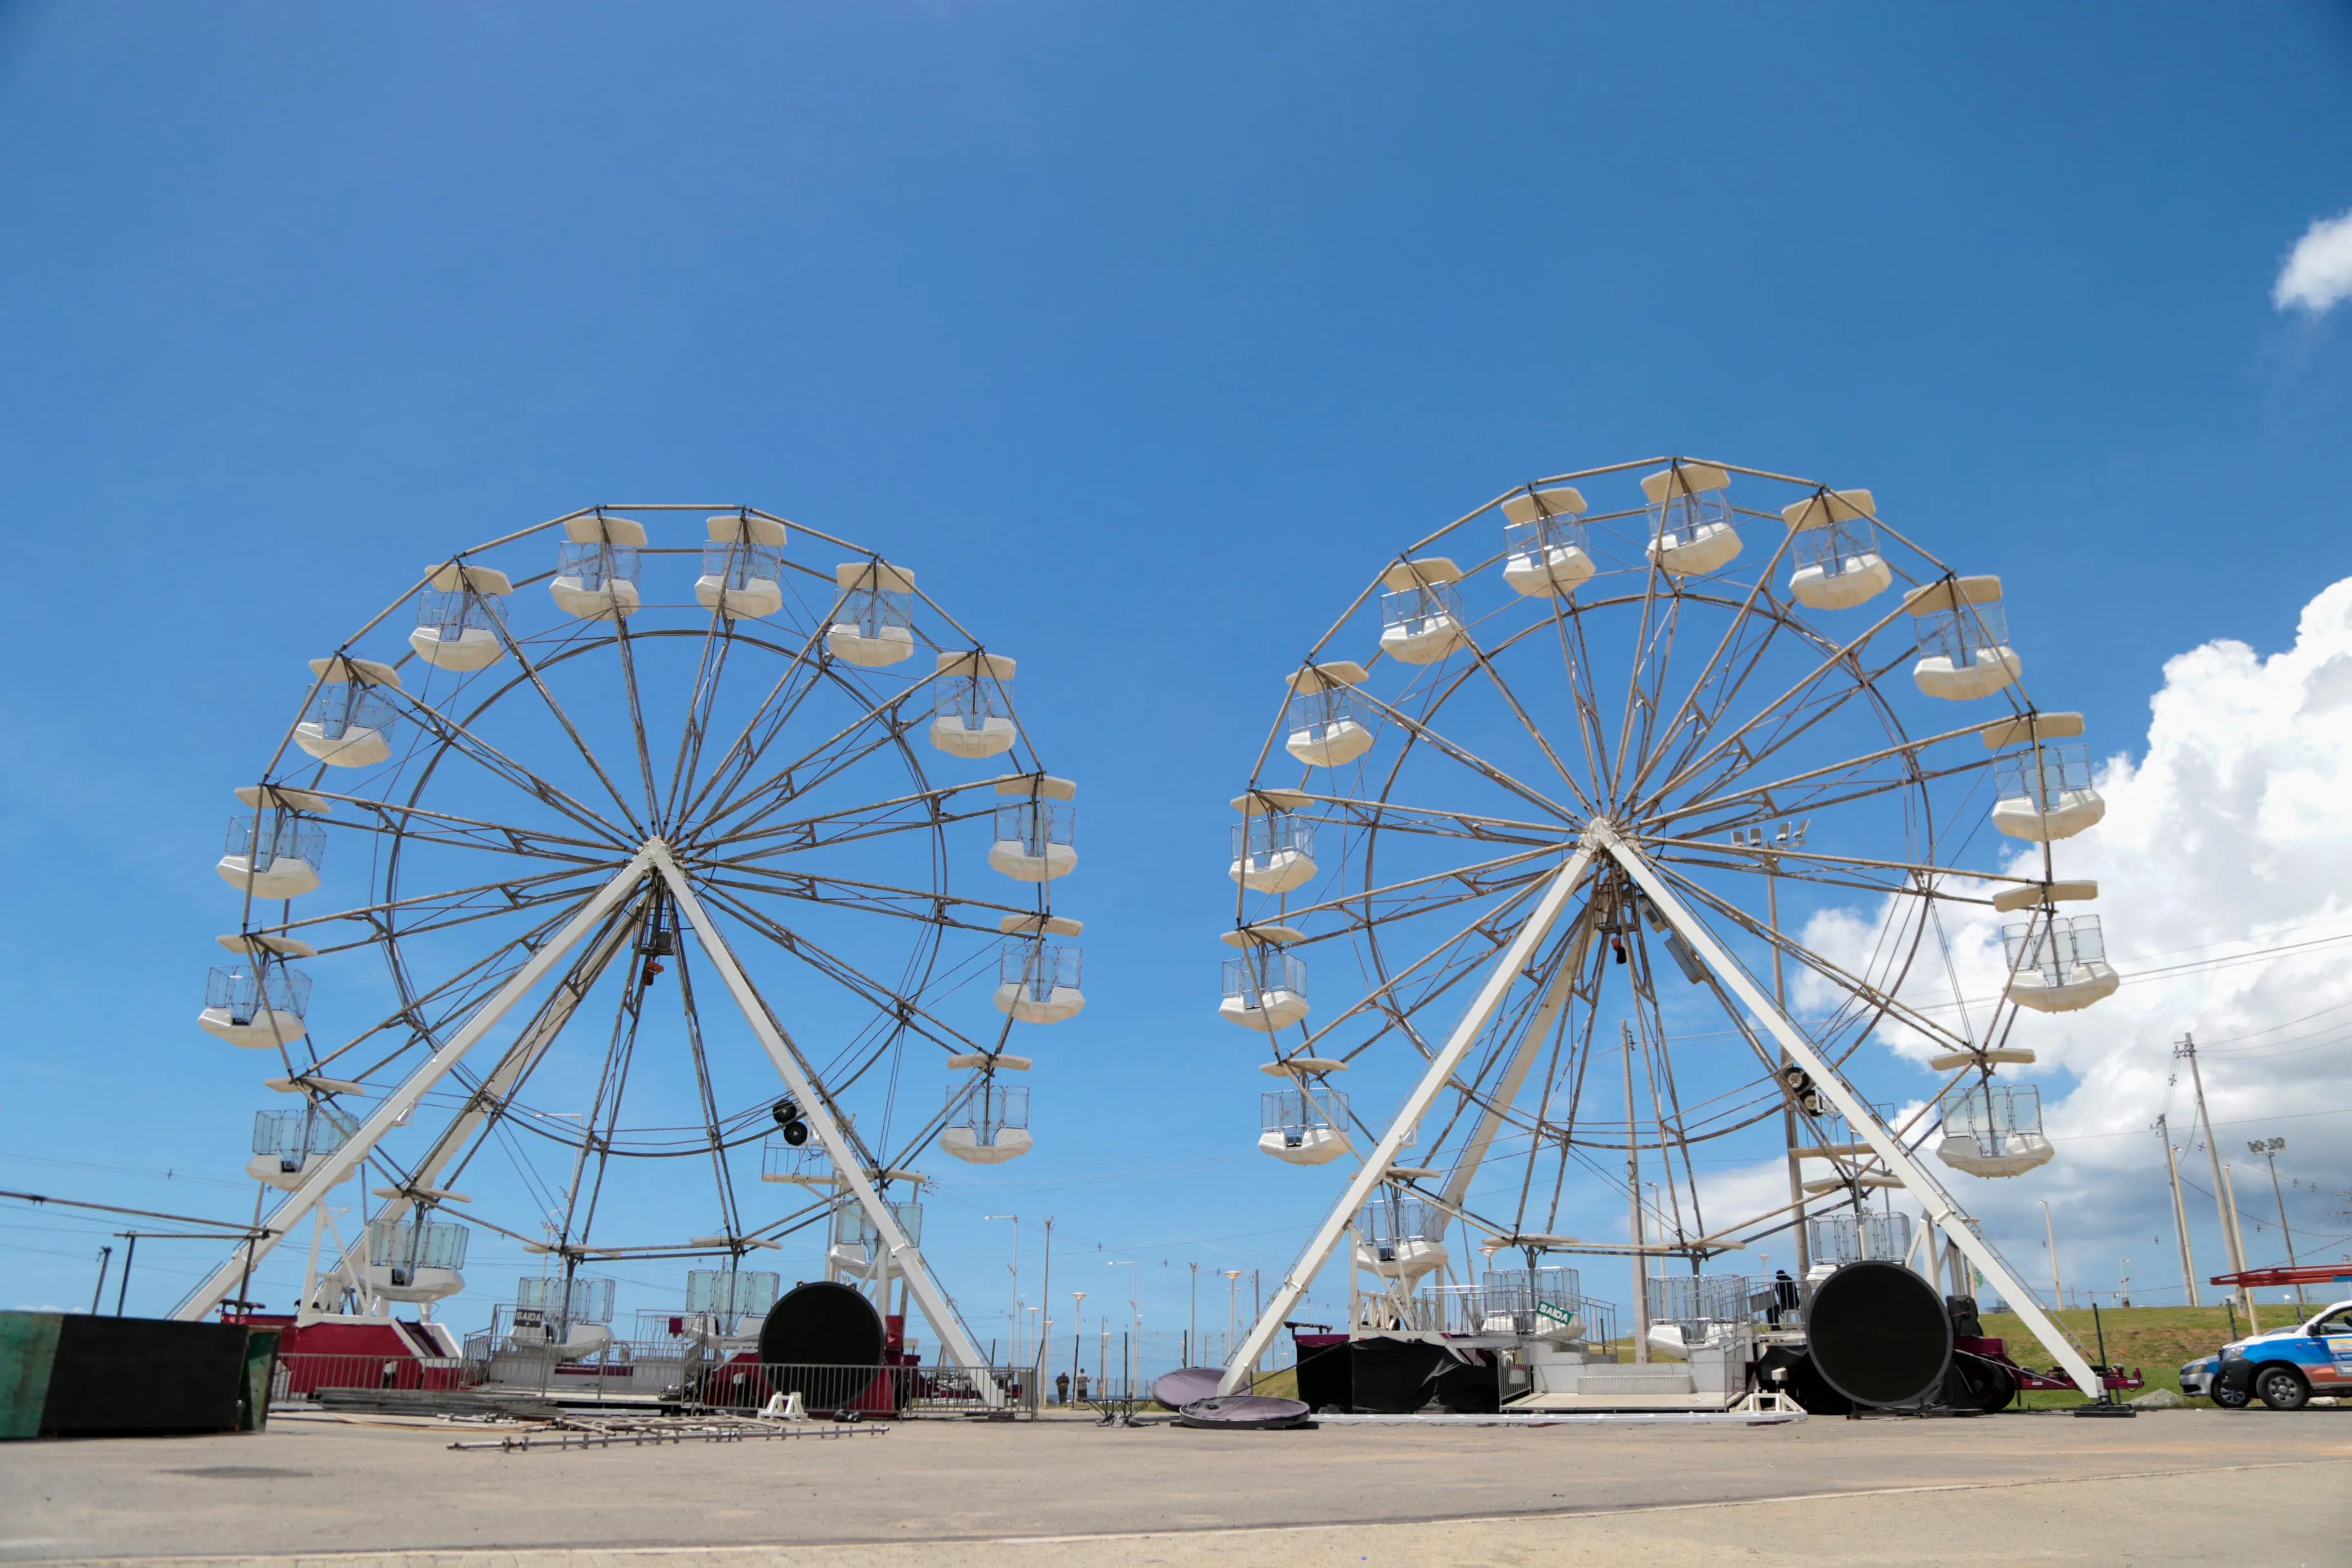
[1805,1260,1952,1408]
[1177,1394,1311,1429]
[1152,1367,1227,1409]
[759,1280,886,1369]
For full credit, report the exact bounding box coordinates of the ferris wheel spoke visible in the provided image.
[692,686,930,845]
[255,862,623,956]
[662,934,747,1246]
[1650,718,2001,832]
[697,865,1033,935]
[1455,639,1601,818]
[1644,642,1918,826]
[607,615,668,830]
[705,775,1005,859]
[1634,605,1913,816]
[1623,578,1803,809]
[1553,599,1616,812]
[1291,870,1572,1062]
[1608,573,1680,798]
[685,640,932,841]
[1349,688,1580,827]
[382,689,636,848]
[1646,837,2043,901]
[480,605,654,838]
[699,885,990,1059]
[1643,858,1974,1056]
[301,790,621,863]
[1273,845,1563,936]
[1296,795,1570,845]
[309,887,629,1085]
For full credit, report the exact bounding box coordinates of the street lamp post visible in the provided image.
[2251,1139,2305,1312]
[1068,1289,1086,1403]
[1222,1269,1243,1371]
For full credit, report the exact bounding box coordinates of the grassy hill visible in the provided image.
[1978,1304,2253,1406]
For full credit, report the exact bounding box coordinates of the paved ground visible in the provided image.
[4,1408,2349,1567]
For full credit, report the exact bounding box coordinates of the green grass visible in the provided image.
[1977,1304,2246,1407]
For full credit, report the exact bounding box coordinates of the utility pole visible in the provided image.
[1222,1270,1242,1369]
[2249,1140,2304,1313]
[1038,1217,1054,1369]
[88,1245,112,1315]
[987,1213,1019,1369]
[1624,1021,1649,1362]
[1068,1289,1086,1400]
[2157,1115,2199,1306]
[2177,1034,2253,1321]
[1189,1261,1198,1368]
[2039,1199,2062,1306]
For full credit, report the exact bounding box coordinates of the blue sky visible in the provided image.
[5,3,2352,1357]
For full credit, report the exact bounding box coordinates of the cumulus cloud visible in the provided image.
[2273,207,2352,315]
[1788,578,2352,1306]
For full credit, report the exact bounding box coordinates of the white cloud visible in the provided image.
[1791,578,2352,1305]
[2273,207,2352,315]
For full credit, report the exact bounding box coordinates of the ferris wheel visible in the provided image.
[175,505,1079,1382]
[1216,457,2112,1395]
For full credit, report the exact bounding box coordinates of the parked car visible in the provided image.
[2210,1298,2352,1411]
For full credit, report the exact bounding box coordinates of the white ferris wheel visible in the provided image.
[174,504,1079,1379]
[1215,456,2114,1393]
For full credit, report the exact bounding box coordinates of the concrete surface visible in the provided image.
[3,1408,2348,1567]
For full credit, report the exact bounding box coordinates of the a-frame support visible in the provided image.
[175,846,664,1320]
[1217,822,2104,1401]
[1602,825,2100,1395]
[1217,839,1600,1393]
[652,847,1001,1395]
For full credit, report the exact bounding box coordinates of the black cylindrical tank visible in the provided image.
[1805,1260,1953,1408]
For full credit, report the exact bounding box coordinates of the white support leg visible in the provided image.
[1600,825,2105,1398]
[1219,841,1600,1395]
[174,847,663,1321]
[652,847,1002,1401]
[1438,912,1593,1213]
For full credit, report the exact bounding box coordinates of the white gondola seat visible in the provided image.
[1501,486,1595,598]
[2001,908,2117,1012]
[993,916,1085,1023]
[1284,662,1375,769]
[695,514,787,619]
[295,657,400,768]
[988,776,1077,881]
[1906,576,2019,700]
[1230,790,1317,894]
[828,560,917,666]
[1259,1086,1351,1166]
[1642,462,1741,576]
[550,515,646,620]
[1781,489,1892,609]
[1220,927,1309,1030]
[1936,1083,2055,1178]
[930,651,1018,758]
[1355,1196,1449,1282]
[217,786,330,900]
[409,562,513,671]
[198,934,316,1049]
[828,1200,922,1279]
[366,1217,468,1303]
[941,1082,1033,1164]
[1378,559,1467,665]
[246,1104,352,1191]
[1983,713,2104,841]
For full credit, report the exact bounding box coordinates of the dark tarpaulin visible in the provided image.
[1291,1333,1499,1415]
